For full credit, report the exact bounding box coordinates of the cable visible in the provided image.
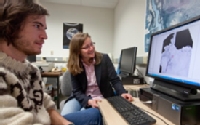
[136,67,144,77]
[139,107,170,125]
[136,100,169,125]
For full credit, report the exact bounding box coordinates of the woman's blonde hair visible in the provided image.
[67,33,102,75]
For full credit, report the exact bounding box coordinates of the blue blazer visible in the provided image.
[69,54,127,108]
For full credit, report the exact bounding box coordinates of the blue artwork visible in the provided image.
[145,0,200,52]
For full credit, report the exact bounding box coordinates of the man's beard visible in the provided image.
[13,39,41,56]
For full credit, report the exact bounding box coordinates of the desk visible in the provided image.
[124,84,150,90]
[98,98,175,125]
[124,84,150,97]
[41,72,63,109]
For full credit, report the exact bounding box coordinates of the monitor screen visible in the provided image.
[146,16,200,88]
[120,47,137,74]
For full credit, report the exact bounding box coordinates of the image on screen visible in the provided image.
[147,18,200,87]
[159,29,193,77]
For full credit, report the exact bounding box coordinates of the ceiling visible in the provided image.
[40,0,119,9]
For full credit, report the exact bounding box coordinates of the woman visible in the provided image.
[61,33,133,116]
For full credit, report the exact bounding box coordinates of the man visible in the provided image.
[0,0,102,125]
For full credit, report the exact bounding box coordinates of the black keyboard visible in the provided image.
[106,96,156,125]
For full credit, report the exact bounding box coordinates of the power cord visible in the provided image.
[142,109,170,125]
[136,67,144,77]
[137,104,170,125]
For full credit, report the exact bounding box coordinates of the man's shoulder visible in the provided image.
[26,61,42,74]
[0,66,22,86]
[0,67,9,90]
[0,67,5,71]
[0,67,9,76]
[29,62,39,70]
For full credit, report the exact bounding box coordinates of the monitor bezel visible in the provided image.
[119,47,137,75]
[145,15,200,89]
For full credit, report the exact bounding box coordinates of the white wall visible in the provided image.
[113,0,146,59]
[39,1,114,57]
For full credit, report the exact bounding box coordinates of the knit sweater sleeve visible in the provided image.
[43,87,56,110]
[0,77,42,125]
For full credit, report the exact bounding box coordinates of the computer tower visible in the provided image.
[139,88,200,125]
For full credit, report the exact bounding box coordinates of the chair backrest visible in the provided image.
[60,71,72,96]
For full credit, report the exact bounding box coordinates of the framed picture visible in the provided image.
[63,23,83,49]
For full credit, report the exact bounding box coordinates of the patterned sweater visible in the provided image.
[0,52,55,125]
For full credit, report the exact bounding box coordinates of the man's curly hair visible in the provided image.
[0,0,49,46]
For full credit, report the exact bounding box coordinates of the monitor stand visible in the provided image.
[151,79,200,102]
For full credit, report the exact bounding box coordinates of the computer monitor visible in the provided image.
[27,55,36,63]
[146,15,200,92]
[119,47,137,75]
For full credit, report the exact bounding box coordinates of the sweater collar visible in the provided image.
[0,51,31,74]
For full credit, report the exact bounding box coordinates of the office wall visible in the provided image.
[39,1,114,58]
[113,0,152,84]
[113,0,146,59]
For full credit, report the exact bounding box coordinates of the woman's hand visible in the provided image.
[88,99,102,108]
[121,93,133,102]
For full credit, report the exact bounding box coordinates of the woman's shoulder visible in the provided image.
[98,52,108,58]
